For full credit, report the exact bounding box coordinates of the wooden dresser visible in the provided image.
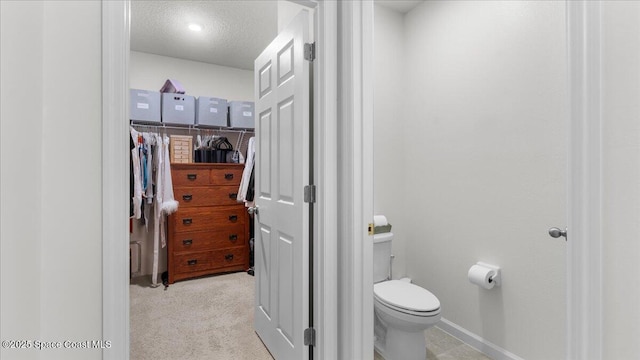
[168,163,249,283]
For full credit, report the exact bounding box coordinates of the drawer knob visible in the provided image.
[182,218,192,225]
[187,259,197,266]
[229,234,238,241]
[182,194,193,201]
[224,173,234,180]
[225,254,234,261]
[228,215,238,222]
[228,193,238,199]
[182,239,193,246]
[187,174,197,180]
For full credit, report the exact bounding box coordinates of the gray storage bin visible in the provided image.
[162,93,195,125]
[130,89,161,122]
[228,101,255,129]
[196,97,228,127]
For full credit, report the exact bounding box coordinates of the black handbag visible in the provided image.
[211,137,233,163]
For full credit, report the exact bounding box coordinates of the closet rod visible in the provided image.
[130,122,254,134]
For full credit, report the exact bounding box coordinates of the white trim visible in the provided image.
[566,1,603,359]
[362,5,375,358]
[290,0,318,8]
[292,2,339,358]
[314,1,338,359]
[101,1,130,359]
[337,0,375,358]
[101,1,338,359]
[437,319,525,360]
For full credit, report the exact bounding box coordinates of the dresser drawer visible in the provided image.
[168,163,249,284]
[210,168,243,186]
[171,207,246,233]
[171,226,247,253]
[171,168,210,187]
[174,186,241,207]
[174,247,247,274]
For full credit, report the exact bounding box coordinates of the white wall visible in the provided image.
[1,1,103,359]
[601,2,640,359]
[1,2,44,359]
[373,5,407,279]
[40,2,103,359]
[129,51,254,276]
[277,1,314,44]
[377,1,568,359]
[130,51,254,102]
[278,0,307,33]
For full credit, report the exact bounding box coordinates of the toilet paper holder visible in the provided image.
[477,262,501,286]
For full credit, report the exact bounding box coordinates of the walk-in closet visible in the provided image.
[128,1,284,358]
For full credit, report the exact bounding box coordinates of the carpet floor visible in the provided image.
[131,272,491,360]
[130,272,273,360]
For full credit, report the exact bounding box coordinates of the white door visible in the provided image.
[253,11,311,360]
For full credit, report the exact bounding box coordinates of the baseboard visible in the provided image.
[437,318,525,360]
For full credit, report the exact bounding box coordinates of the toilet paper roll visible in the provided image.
[468,264,496,290]
[373,215,388,227]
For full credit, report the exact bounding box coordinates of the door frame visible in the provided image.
[566,1,603,359]
[338,1,604,359]
[104,0,604,358]
[335,1,375,359]
[101,1,338,359]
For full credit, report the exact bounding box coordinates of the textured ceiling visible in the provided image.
[376,0,424,14]
[130,0,278,70]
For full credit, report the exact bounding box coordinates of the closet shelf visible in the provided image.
[130,121,254,134]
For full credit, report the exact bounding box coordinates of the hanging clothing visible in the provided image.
[130,126,180,287]
[159,134,179,216]
[151,134,162,287]
[150,134,179,287]
[130,136,135,217]
[244,163,255,209]
[130,128,143,220]
[237,137,255,203]
[246,164,255,202]
[141,133,156,232]
[142,132,154,197]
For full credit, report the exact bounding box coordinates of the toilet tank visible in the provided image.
[373,232,393,283]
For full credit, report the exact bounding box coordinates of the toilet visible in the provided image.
[373,232,441,360]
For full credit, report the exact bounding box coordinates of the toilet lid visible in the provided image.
[374,280,440,312]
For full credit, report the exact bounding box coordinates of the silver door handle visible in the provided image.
[248,206,259,215]
[548,227,567,240]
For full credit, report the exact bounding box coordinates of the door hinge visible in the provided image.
[304,327,316,347]
[304,185,316,203]
[304,42,316,62]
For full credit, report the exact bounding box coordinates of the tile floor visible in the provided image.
[374,327,493,360]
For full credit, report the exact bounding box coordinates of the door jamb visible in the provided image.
[102,1,130,359]
[566,1,603,359]
[338,0,604,359]
[100,1,337,359]
[336,1,375,359]
[313,2,338,359]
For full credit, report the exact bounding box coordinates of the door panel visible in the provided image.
[254,11,311,360]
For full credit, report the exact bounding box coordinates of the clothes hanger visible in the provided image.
[232,130,246,162]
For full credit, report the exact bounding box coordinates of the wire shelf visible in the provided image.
[129,121,254,155]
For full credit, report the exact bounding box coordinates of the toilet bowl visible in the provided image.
[374,280,441,360]
[372,231,441,360]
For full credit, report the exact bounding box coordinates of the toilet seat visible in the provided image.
[375,296,440,317]
[374,280,440,316]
